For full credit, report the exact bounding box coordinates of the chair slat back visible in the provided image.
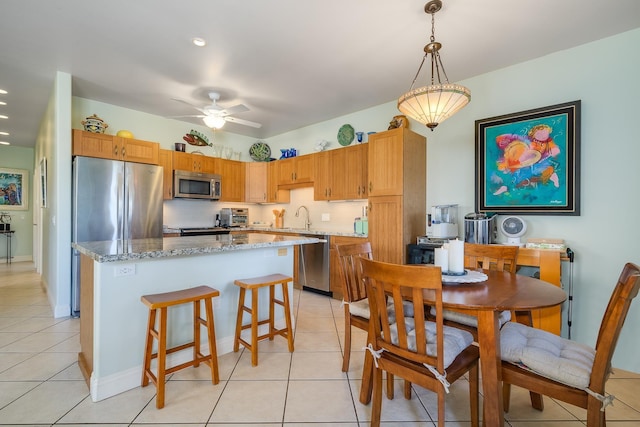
[590,262,640,392]
[335,242,373,303]
[360,258,445,370]
[464,243,519,273]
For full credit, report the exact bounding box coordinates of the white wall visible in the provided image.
[34,71,72,317]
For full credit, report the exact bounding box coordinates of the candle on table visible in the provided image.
[448,239,465,274]
[434,247,449,273]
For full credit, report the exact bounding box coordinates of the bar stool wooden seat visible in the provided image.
[141,285,220,409]
[233,273,295,366]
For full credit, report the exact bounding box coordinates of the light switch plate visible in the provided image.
[321,213,330,221]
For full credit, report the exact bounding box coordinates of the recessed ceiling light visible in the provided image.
[0,141,9,146]
[0,89,7,94]
[0,101,5,106]
[0,115,8,119]
[192,37,206,47]
[0,132,8,136]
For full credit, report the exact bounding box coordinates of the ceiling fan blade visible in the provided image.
[171,98,206,114]
[220,104,250,116]
[169,114,206,118]
[224,116,262,128]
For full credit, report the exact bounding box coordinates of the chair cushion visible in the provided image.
[431,307,511,328]
[348,298,415,322]
[500,321,595,389]
[348,298,370,319]
[388,320,474,368]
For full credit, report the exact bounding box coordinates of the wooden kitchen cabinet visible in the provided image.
[367,128,425,263]
[276,154,314,188]
[158,149,173,200]
[245,162,268,203]
[329,235,368,300]
[172,151,217,173]
[219,158,245,202]
[344,144,368,199]
[72,129,159,165]
[314,145,367,201]
[267,161,290,203]
[313,151,333,200]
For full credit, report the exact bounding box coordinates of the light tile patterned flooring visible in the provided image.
[1,261,639,426]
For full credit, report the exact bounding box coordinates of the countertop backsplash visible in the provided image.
[163,187,367,233]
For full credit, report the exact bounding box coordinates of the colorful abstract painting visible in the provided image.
[0,168,28,210]
[475,101,580,215]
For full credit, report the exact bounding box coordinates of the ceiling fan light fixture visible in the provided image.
[192,37,206,47]
[203,115,225,129]
[397,0,470,130]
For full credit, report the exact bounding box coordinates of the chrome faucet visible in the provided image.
[295,205,311,230]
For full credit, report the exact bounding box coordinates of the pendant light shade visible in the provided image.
[397,0,470,130]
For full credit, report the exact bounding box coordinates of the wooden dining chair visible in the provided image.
[435,243,521,337]
[360,258,480,427]
[334,241,398,398]
[500,262,640,427]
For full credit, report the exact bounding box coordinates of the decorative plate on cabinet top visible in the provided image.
[337,124,355,146]
[249,140,271,161]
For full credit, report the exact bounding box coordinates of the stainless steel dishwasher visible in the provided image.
[298,235,331,296]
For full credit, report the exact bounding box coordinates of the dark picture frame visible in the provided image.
[475,100,581,215]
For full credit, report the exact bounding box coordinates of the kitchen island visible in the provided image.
[73,232,319,402]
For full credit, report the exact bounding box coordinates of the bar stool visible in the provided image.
[233,273,295,366]
[141,285,220,409]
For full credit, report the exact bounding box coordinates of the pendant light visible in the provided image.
[397,0,471,130]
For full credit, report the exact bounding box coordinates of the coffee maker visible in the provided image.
[426,204,458,240]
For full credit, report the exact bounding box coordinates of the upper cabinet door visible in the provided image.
[368,128,405,196]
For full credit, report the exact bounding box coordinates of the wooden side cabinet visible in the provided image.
[367,128,426,264]
[517,248,563,335]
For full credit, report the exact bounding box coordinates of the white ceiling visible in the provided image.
[1,0,639,148]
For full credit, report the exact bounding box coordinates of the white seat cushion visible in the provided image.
[431,306,511,328]
[500,321,595,389]
[388,319,474,368]
[347,298,371,319]
[347,297,415,322]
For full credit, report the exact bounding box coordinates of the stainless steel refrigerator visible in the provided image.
[71,156,163,316]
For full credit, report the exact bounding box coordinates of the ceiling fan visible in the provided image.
[172,91,262,129]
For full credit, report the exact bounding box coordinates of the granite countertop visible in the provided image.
[73,233,319,263]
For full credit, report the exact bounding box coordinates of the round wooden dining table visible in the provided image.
[359,269,567,427]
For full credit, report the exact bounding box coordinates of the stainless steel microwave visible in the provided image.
[173,170,221,200]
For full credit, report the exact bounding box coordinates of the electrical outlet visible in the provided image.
[321,213,330,221]
[114,264,136,277]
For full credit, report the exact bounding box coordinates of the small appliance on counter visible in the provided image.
[464,212,497,244]
[354,206,368,235]
[220,208,249,227]
[427,204,458,240]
